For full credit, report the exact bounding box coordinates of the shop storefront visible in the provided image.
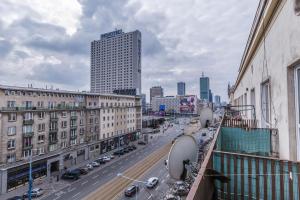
[7,160,47,191]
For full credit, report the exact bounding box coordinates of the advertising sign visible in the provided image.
[179,95,197,114]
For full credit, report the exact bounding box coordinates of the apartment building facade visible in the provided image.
[90,29,142,94]
[0,85,141,194]
[232,0,300,161]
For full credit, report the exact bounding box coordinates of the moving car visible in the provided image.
[23,188,44,198]
[61,172,80,180]
[124,185,139,197]
[146,177,159,188]
[91,161,100,167]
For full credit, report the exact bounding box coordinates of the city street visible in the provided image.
[40,119,185,200]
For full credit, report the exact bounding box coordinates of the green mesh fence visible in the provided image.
[213,152,300,200]
[216,127,271,156]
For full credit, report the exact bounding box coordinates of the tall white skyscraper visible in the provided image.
[90,29,142,94]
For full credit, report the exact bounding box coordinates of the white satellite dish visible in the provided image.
[168,135,198,180]
[199,107,213,128]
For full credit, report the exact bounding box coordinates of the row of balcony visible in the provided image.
[186,115,300,200]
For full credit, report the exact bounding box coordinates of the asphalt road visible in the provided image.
[41,120,184,200]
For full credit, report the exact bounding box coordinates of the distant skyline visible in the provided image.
[0,0,259,101]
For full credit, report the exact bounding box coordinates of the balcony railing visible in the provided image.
[22,144,33,150]
[49,139,58,145]
[70,135,77,140]
[186,117,299,200]
[23,132,34,137]
[1,105,85,112]
[70,116,78,120]
[49,128,58,133]
[23,119,34,125]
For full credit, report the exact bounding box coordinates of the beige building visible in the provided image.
[0,84,141,193]
[232,0,300,161]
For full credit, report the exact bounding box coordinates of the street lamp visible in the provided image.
[27,149,39,200]
[117,173,153,200]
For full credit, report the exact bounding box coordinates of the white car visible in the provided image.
[146,177,159,188]
[103,156,111,162]
[109,154,115,159]
[86,163,94,170]
[23,188,44,198]
[91,161,100,167]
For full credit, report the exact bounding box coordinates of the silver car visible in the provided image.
[146,177,159,188]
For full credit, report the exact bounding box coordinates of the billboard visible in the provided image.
[179,95,197,114]
[159,104,166,111]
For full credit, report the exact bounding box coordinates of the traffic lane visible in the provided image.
[42,126,182,200]
[117,155,169,200]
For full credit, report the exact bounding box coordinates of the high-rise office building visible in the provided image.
[177,82,186,96]
[90,29,142,94]
[141,93,146,113]
[214,95,221,104]
[200,74,210,101]
[150,86,163,103]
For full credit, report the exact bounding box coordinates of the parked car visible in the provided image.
[7,196,24,200]
[131,145,137,150]
[96,158,106,164]
[163,194,180,200]
[138,141,146,145]
[202,132,207,137]
[61,172,80,180]
[128,146,134,151]
[109,154,115,159]
[69,169,81,176]
[146,177,159,188]
[79,168,89,175]
[23,188,44,198]
[173,186,189,196]
[102,156,111,162]
[124,185,139,197]
[91,161,100,167]
[123,148,129,153]
[86,163,93,170]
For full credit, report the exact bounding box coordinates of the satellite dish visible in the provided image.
[199,107,213,128]
[168,135,198,180]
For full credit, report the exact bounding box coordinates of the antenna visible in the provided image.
[199,107,213,128]
[167,135,198,180]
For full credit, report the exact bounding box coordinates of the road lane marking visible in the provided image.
[155,186,159,191]
[68,187,76,192]
[92,175,99,179]
[81,180,88,185]
[93,181,99,185]
[162,179,165,183]
[72,192,81,198]
[147,194,153,199]
[103,170,108,173]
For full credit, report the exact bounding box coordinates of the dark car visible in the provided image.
[79,168,89,175]
[124,185,139,197]
[7,196,24,200]
[131,145,137,150]
[95,158,106,164]
[69,169,81,176]
[123,148,129,153]
[61,172,80,180]
[138,141,146,145]
[128,146,134,151]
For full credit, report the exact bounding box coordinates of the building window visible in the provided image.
[24,112,33,120]
[38,135,45,143]
[61,131,67,139]
[38,123,45,132]
[37,147,45,155]
[22,150,32,158]
[7,101,16,108]
[261,80,271,128]
[23,125,33,133]
[38,112,45,119]
[7,140,15,149]
[8,113,17,121]
[61,121,67,128]
[7,153,16,163]
[295,0,300,15]
[7,126,16,136]
[61,112,67,117]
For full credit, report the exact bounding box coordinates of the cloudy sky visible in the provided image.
[0,0,259,102]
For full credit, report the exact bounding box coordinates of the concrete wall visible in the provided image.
[233,0,300,160]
